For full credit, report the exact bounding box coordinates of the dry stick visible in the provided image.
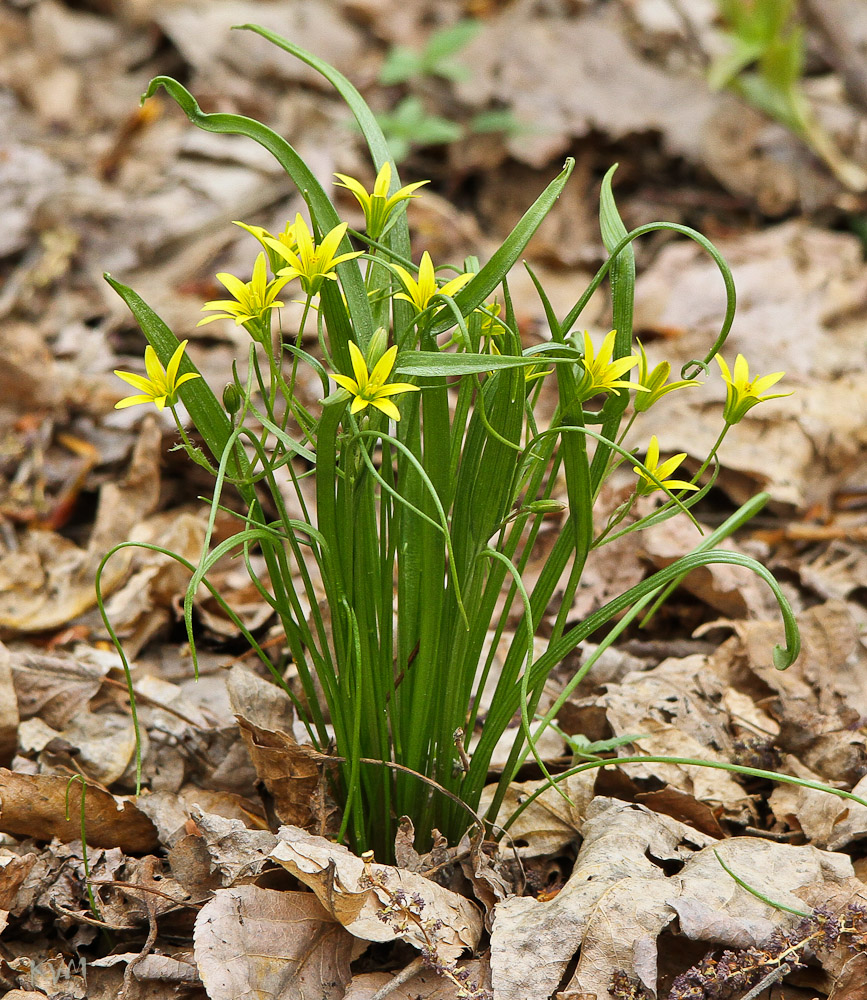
[369,957,426,1000]
[799,0,867,112]
[738,963,790,1000]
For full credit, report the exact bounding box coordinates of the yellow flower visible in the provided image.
[330,342,419,421]
[334,162,428,240]
[234,219,297,275]
[197,253,290,329]
[114,340,200,411]
[392,251,473,314]
[715,354,792,424]
[267,215,363,296]
[576,330,648,402]
[633,435,700,496]
[633,340,698,413]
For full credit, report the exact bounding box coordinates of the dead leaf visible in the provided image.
[490,797,715,1000]
[769,756,867,850]
[456,2,716,168]
[0,417,162,631]
[0,644,18,765]
[8,644,109,729]
[0,770,158,853]
[193,884,354,1000]
[343,958,491,999]
[478,773,588,858]
[270,826,483,963]
[236,715,334,830]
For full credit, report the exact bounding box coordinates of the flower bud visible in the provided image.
[222,382,242,416]
[365,327,389,369]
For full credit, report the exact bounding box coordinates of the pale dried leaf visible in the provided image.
[0,417,162,631]
[0,644,18,766]
[194,884,353,1000]
[769,757,867,850]
[270,826,483,963]
[490,797,714,999]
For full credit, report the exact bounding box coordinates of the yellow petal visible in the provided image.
[733,354,750,385]
[166,340,189,386]
[331,374,360,394]
[348,341,370,390]
[368,345,398,388]
[114,370,154,393]
[370,397,401,421]
[115,393,153,409]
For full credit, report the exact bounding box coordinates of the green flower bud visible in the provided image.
[222,382,242,416]
[365,326,389,369]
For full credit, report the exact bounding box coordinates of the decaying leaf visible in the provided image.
[0,417,162,631]
[236,715,335,830]
[492,795,861,998]
[270,826,483,964]
[194,883,354,1000]
[0,770,158,853]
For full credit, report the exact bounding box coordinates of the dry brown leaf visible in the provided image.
[8,644,109,729]
[235,715,334,829]
[0,769,158,853]
[455,2,716,168]
[56,709,137,786]
[768,756,867,850]
[0,417,162,631]
[103,507,207,660]
[479,772,590,858]
[0,644,18,766]
[493,795,857,998]
[270,826,483,964]
[343,959,491,999]
[489,797,715,999]
[226,664,294,737]
[638,515,772,618]
[193,884,354,1000]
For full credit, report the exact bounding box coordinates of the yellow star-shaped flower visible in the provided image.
[715,354,792,424]
[575,330,648,402]
[391,251,472,314]
[334,162,428,241]
[266,215,363,297]
[197,253,289,329]
[633,435,700,496]
[330,342,419,421]
[114,340,200,411]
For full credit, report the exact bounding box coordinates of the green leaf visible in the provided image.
[432,158,575,333]
[393,350,578,377]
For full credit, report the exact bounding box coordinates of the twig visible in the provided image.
[369,957,425,1000]
[737,962,789,1000]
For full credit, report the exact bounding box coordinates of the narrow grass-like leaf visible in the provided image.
[140,75,373,355]
[430,158,575,332]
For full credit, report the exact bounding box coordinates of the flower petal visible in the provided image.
[370,397,401,421]
[114,393,154,409]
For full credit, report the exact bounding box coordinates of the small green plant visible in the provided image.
[711,0,867,190]
[379,19,482,86]
[373,18,524,161]
[99,24,806,862]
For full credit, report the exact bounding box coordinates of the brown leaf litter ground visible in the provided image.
[1,1,867,998]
